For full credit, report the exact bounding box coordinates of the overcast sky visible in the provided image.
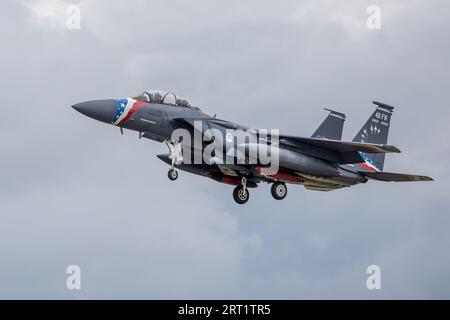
[1,0,449,299]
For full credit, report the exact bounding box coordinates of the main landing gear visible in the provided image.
[165,139,183,181]
[271,182,287,200]
[233,177,249,204]
[232,179,288,204]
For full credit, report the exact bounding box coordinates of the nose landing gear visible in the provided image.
[165,140,183,181]
[168,168,178,181]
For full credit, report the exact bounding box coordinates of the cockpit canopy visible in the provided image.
[134,90,197,109]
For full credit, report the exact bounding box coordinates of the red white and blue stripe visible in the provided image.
[357,151,380,172]
[113,98,148,126]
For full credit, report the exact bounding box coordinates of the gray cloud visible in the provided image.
[0,0,449,298]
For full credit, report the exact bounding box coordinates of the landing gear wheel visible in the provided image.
[233,186,249,204]
[271,182,287,200]
[168,168,178,181]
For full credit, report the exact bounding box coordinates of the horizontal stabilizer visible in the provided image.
[359,171,433,182]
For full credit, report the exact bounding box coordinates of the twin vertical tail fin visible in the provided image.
[311,108,346,140]
[352,101,394,172]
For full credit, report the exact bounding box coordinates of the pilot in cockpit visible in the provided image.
[134,90,195,109]
[139,91,163,103]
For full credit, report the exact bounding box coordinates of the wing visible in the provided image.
[280,135,400,153]
[278,135,401,164]
[173,117,248,131]
[358,171,433,182]
[172,117,212,134]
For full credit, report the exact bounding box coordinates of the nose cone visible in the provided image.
[72,99,117,123]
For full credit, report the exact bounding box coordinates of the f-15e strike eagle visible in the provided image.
[72,90,432,204]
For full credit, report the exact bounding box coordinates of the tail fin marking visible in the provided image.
[353,101,394,171]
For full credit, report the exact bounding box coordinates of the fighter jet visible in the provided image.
[72,90,432,204]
